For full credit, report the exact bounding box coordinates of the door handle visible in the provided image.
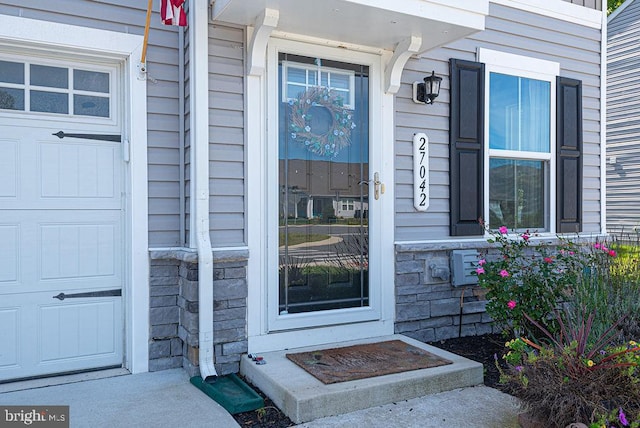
[374,172,385,200]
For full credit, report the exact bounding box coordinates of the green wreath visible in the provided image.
[288,86,356,157]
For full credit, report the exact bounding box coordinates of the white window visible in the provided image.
[479,49,559,232]
[281,60,355,109]
[0,59,112,118]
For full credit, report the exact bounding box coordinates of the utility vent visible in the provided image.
[451,250,480,287]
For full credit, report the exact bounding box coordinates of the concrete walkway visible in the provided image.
[0,369,239,428]
[295,386,521,428]
[0,369,521,428]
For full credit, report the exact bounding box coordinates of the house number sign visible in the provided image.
[413,133,429,211]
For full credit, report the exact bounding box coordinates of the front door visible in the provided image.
[268,45,384,332]
[0,55,124,381]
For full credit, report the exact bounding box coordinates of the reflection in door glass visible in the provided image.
[278,53,369,314]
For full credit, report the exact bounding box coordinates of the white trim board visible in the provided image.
[0,14,150,374]
[490,0,603,29]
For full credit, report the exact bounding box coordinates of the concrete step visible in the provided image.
[240,334,484,424]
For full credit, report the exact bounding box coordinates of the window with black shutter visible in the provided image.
[449,50,583,236]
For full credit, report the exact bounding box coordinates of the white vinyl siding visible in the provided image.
[607,0,640,234]
[395,2,602,241]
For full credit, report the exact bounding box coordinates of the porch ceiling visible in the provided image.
[210,0,488,53]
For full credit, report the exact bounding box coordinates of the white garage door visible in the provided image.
[0,56,125,381]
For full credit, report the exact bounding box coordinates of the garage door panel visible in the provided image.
[0,139,18,198]
[40,223,118,281]
[0,308,20,369]
[0,224,19,284]
[40,299,120,362]
[39,142,118,200]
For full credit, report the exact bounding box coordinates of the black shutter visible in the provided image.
[556,77,583,233]
[449,59,485,236]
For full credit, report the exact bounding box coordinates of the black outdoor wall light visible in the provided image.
[412,71,442,105]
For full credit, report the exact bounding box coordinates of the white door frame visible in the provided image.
[247,36,395,353]
[0,14,149,373]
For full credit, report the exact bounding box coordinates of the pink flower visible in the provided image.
[609,250,617,257]
[500,269,509,278]
[521,233,530,241]
[507,300,517,310]
[569,251,575,255]
[478,259,486,266]
[499,226,508,234]
[544,257,553,263]
[476,267,485,275]
[594,243,601,250]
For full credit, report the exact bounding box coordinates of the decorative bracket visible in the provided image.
[247,8,279,76]
[384,35,422,94]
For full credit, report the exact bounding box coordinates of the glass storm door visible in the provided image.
[276,53,370,324]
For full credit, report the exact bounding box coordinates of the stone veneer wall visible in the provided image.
[149,249,249,377]
[394,242,498,343]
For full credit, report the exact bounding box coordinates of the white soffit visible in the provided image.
[211,0,488,53]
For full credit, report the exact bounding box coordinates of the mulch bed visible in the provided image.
[232,334,508,427]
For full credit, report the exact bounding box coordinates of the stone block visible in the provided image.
[212,278,248,300]
[214,300,228,310]
[150,306,179,325]
[149,356,182,372]
[170,338,183,357]
[212,327,245,343]
[475,322,494,336]
[180,309,199,333]
[453,314,483,325]
[419,316,453,329]
[227,298,246,309]
[212,318,246,331]
[395,273,421,288]
[222,340,248,356]
[179,263,198,281]
[215,362,240,376]
[434,325,460,341]
[403,329,435,343]
[150,324,177,339]
[215,354,241,364]
[395,253,415,262]
[462,301,487,314]
[213,307,246,322]
[430,298,461,317]
[150,295,177,308]
[150,285,180,297]
[180,278,199,301]
[395,260,424,274]
[149,340,171,359]
[213,268,225,280]
[396,303,430,322]
[393,320,421,334]
[396,294,417,304]
[151,265,179,278]
[150,276,178,286]
[224,267,247,279]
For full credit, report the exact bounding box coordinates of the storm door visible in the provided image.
[271,53,376,330]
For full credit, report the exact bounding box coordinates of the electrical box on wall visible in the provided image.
[451,250,480,286]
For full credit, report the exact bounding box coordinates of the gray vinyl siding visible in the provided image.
[208,24,246,247]
[395,2,603,241]
[0,0,184,247]
[607,0,640,234]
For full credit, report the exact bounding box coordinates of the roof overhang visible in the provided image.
[210,0,488,54]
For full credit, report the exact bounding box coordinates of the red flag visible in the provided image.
[161,0,187,26]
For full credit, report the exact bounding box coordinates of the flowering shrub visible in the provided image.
[475,223,586,336]
[498,311,640,427]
